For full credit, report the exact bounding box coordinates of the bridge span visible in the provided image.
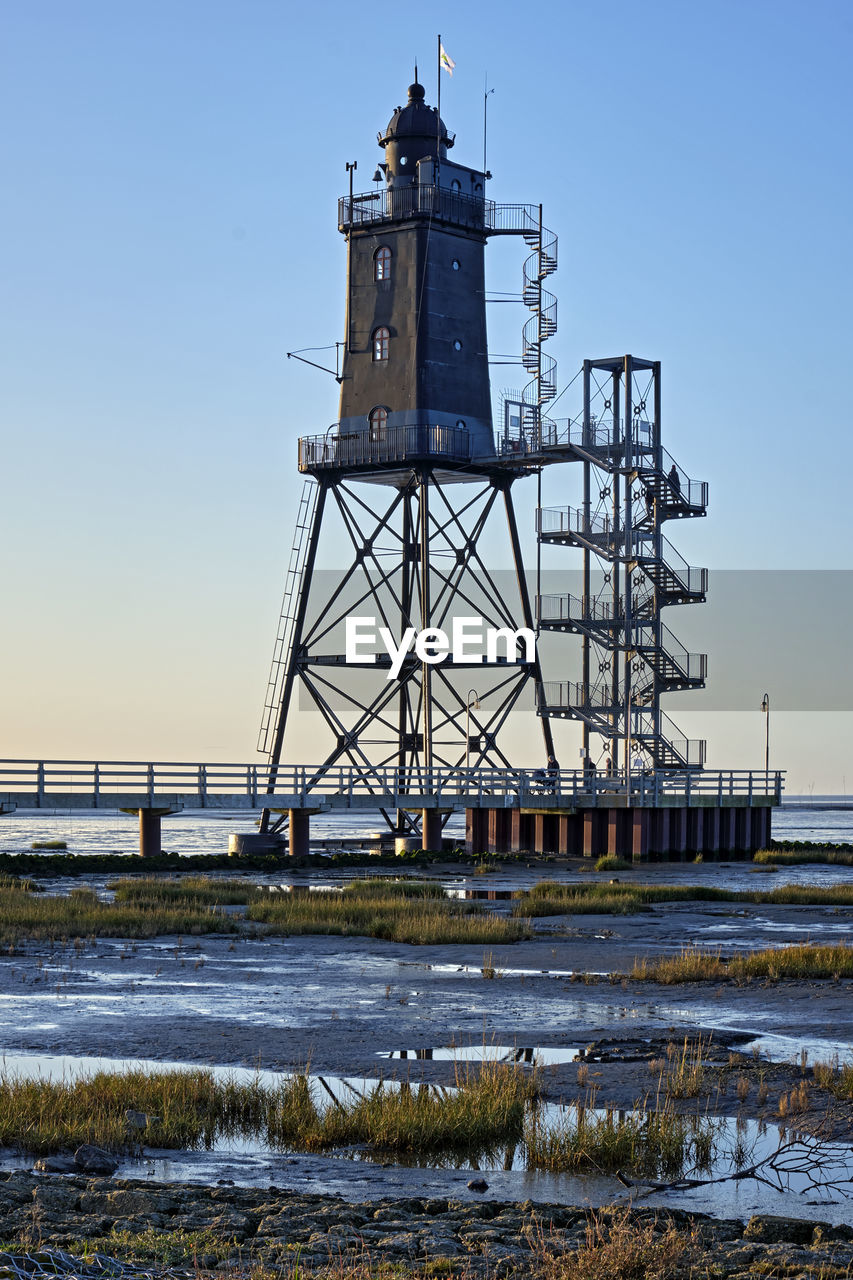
[0,760,782,861]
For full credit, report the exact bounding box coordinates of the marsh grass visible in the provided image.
[0,876,528,946]
[0,1062,722,1183]
[30,840,67,850]
[593,856,631,872]
[0,879,238,944]
[755,846,853,866]
[0,1066,260,1153]
[662,1036,709,1098]
[524,1093,718,1178]
[514,879,853,917]
[813,1059,853,1100]
[248,880,530,945]
[631,942,853,983]
[109,876,261,906]
[0,1061,536,1163]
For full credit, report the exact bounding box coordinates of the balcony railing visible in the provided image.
[339,186,491,233]
[299,425,472,472]
[338,188,546,237]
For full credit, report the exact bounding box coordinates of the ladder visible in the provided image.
[257,479,319,756]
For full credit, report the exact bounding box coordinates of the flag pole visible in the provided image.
[436,33,441,188]
[483,74,494,175]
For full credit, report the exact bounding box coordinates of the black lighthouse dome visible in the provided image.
[378,79,454,182]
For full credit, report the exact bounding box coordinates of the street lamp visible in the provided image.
[466,690,481,771]
[761,693,770,785]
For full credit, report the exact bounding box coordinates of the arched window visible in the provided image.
[368,406,388,440]
[374,246,391,281]
[372,326,390,361]
[450,178,461,192]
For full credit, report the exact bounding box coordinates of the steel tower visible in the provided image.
[533,358,709,773]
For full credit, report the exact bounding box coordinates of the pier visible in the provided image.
[0,760,781,860]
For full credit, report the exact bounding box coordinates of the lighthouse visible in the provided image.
[337,77,494,457]
[258,77,557,842]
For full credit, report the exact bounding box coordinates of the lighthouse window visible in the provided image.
[368,406,388,440]
[453,339,463,351]
[452,260,460,271]
[372,326,390,361]
[399,155,408,166]
[374,246,391,281]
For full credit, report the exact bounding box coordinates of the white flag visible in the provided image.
[439,43,455,76]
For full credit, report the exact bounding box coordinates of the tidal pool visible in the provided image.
[0,1050,850,1224]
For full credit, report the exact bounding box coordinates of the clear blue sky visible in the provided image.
[1,0,850,790]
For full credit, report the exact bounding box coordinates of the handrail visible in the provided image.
[338,185,492,232]
[536,506,707,597]
[338,189,549,237]
[0,758,782,803]
[498,414,707,511]
[299,424,471,471]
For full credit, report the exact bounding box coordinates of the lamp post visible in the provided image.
[761,693,770,788]
[466,690,481,771]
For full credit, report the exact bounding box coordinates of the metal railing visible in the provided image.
[339,186,491,233]
[537,592,617,628]
[337,190,554,239]
[638,533,708,599]
[0,759,783,808]
[636,442,708,510]
[299,424,471,471]
[497,417,707,512]
[633,709,707,769]
[536,508,708,598]
[537,681,616,712]
[635,620,708,684]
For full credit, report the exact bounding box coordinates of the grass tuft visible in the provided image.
[249,879,530,946]
[537,1211,702,1280]
[524,1092,718,1178]
[594,856,631,872]
[514,879,853,917]
[755,845,853,866]
[631,941,853,983]
[0,877,240,944]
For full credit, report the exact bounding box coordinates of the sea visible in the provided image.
[0,798,850,860]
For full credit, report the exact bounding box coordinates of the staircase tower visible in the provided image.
[535,356,709,771]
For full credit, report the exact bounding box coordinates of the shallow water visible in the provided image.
[1,1050,850,1223]
[1,799,851,860]
[378,1045,583,1065]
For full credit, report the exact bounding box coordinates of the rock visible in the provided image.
[124,1109,160,1131]
[32,1156,77,1174]
[743,1215,815,1245]
[467,1178,489,1193]
[73,1145,119,1175]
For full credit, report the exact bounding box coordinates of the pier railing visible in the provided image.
[0,759,784,810]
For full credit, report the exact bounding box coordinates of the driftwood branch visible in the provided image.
[618,1133,853,1199]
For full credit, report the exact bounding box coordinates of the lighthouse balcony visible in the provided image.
[298,423,473,474]
[339,185,490,233]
